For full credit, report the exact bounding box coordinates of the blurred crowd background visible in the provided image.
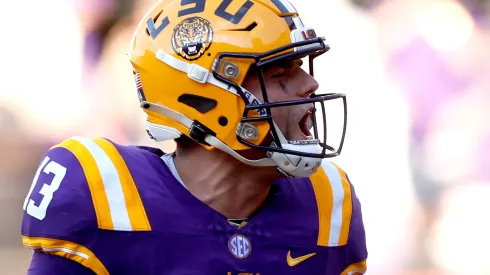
[0,0,489,274]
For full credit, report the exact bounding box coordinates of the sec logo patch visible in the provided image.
[228,234,251,259]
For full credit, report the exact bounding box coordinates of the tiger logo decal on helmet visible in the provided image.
[171,17,213,60]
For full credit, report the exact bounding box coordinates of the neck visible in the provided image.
[173,143,280,219]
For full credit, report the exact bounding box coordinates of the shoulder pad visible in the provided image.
[22,136,152,235]
[309,161,353,247]
[21,137,154,274]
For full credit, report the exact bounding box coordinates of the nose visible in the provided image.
[296,69,319,98]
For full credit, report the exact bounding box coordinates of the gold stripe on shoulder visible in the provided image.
[22,235,109,275]
[309,167,333,246]
[52,138,114,230]
[332,162,353,245]
[92,138,151,231]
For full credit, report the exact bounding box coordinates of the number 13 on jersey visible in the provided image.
[23,156,67,220]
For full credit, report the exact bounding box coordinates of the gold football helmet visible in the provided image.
[129,0,347,178]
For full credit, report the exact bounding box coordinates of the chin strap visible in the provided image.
[143,101,323,178]
[142,101,276,167]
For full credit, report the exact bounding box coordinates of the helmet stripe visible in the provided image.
[270,0,297,13]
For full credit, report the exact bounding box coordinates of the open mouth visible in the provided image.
[298,110,314,139]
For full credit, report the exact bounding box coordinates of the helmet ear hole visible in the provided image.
[178,94,217,113]
[218,116,228,126]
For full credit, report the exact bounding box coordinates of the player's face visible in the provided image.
[243,59,319,141]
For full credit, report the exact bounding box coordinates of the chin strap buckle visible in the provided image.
[189,121,215,146]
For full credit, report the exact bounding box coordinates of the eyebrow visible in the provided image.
[273,59,303,69]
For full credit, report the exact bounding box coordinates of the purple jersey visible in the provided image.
[21,137,367,275]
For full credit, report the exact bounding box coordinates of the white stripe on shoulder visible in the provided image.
[322,161,344,246]
[71,136,132,231]
[32,246,90,259]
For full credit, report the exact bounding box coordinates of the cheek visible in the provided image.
[261,81,292,106]
[242,77,263,102]
[242,76,288,104]
[270,105,294,133]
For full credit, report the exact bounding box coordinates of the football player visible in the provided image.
[21,0,367,274]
